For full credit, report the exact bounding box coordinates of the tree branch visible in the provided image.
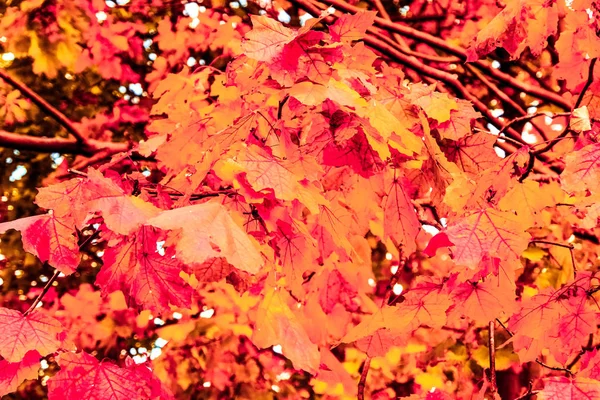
[23,269,60,316]
[358,356,371,400]
[0,69,88,143]
[0,129,129,156]
[489,320,497,395]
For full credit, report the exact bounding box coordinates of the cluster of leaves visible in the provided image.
[2,0,600,398]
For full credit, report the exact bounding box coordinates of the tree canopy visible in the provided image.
[0,0,600,399]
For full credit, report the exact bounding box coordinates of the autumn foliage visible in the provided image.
[1,0,600,399]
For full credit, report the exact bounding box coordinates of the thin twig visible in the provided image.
[0,69,88,143]
[23,270,60,316]
[357,356,372,400]
[574,58,597,110]
[489,320,497,395]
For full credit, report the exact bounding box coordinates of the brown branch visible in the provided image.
[489,320,497,395]
[0,69,88,143]
[0,129,129,156]
[294,0,572,109]
[23,269,60,316]
[358,356,371,400]
[574,58,597,110]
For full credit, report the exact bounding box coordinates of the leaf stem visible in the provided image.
[357,356,371,400]
[23,269,60,316]
[489,320,497,394]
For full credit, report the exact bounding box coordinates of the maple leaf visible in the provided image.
[47,352,173,400]
[148,202,263,275]
[443,133,499,176]
[0,213,80,275]
[561,142,600,194]
[242,15,297,62]
[0,308,65,362]
[95,225,193,313]
[381,172,420,255]
[445,207,530,267]
[252,289,320,373]
[538,377,600,400]
[329,11,377,43]
[0,350,40,397]
[449,274,517,325]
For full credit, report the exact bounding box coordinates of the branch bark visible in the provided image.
[0,69,88,143]
[0,129,129,156]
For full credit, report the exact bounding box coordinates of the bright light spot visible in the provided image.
[551,124,564,131]
[491,109,504,118]
[129,348,137,355]
[239,0,248,6]
[276,371,291,381]
[392,283,404,295]
[154,317,165,326]
[273,344,283,354]
[487,123,500,135]
[521,123,537,144]
[399,5,410,16]
[95,11,108,22]
[40,275,48,283]
[184,2,200,17]
[132,354,147,364]
[14,269,23,278]
[5,157,12,164]
[277,9,291,23]
[527,106,537,114]
[150,348,162,360]
[1,52,15,62]
[106,0,116,6]
[230,1,240,7]
[189,17,200,28]
[541,267,548,273]
[1,196,7,202]
[0,278,4,286]
[568,234,576,243]
[124,94,130,101]
[148,53,157,61]
[385,252,393,261]
[536,70,543,78]
[203,382,212,388]
[368,278,376,287]
[129,83,143,96]
[271,385,280,393]
[390,264,399,274]
[142,169,151,177]
[58,272,65,278]
[586,7,594,19]
[491,60,501,69]
[200,308,215,318]
[116,0,130,4]
[187,57,197,67]
[40,359,49,370]
[327,6,335,13]
[155,337,169,348]
[143,39,153,49]
[544,115,553,125]
[422,224,440,235]
[299,13,314,26]
[494,146,506,158]
[156,241,166,256]
[430,387,436,393]
[172,312,183,319]
[0,36,6,42]
[199,6,206,12]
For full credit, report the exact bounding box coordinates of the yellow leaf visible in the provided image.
[522,246,546,261]
[157,321,196,343]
